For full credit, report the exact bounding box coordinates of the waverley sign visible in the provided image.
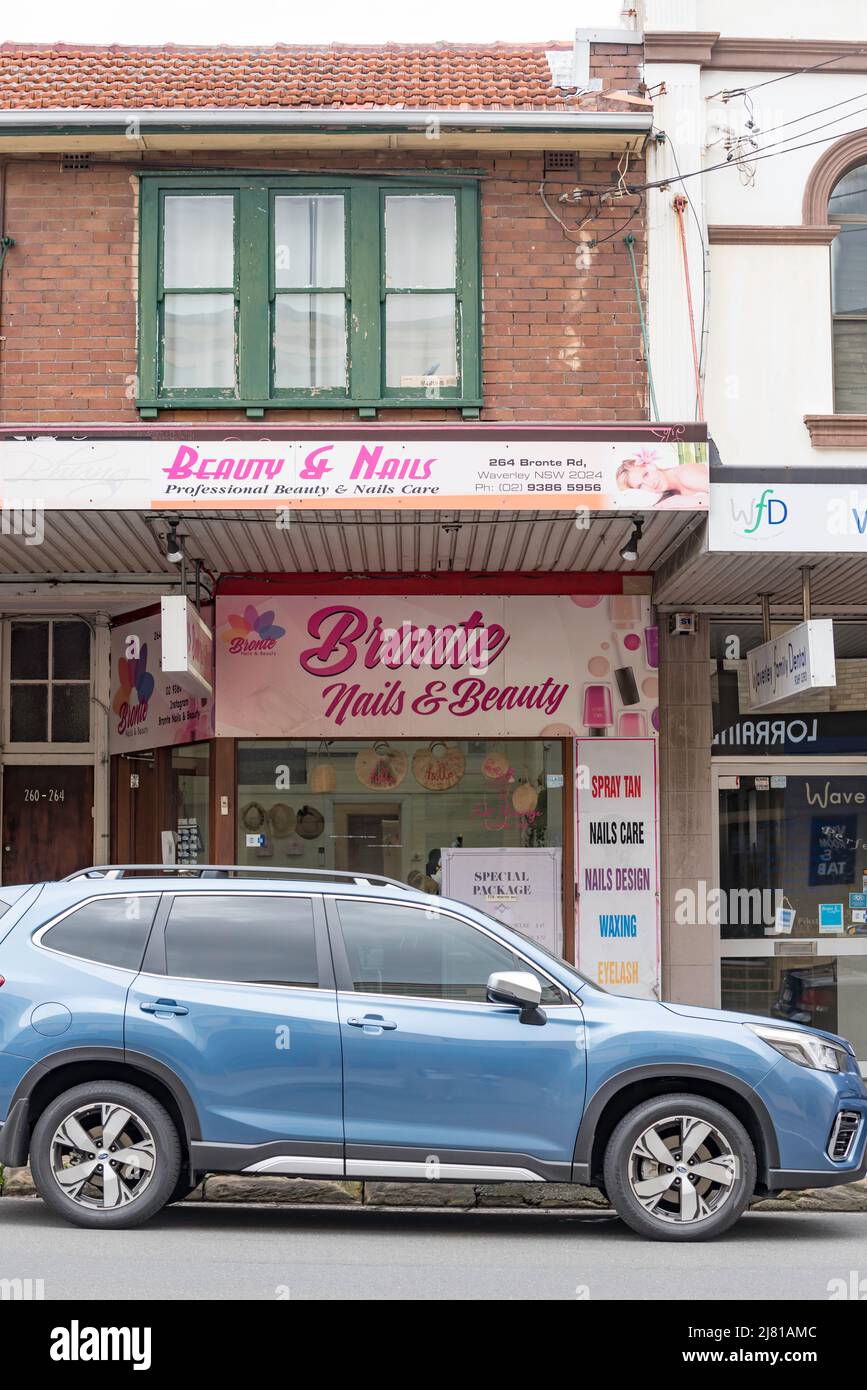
[747,620,836,710]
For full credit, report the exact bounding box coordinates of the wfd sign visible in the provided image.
[747,620,836,710]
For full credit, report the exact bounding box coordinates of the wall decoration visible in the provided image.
[354,742,408,790]
[481,748,511,782]
[412,742,466,791]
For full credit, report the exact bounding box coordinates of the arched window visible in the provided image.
[830,164,867,413]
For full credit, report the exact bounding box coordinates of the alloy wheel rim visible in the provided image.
[49,1102,157,1210]
[627,1114,739,1224]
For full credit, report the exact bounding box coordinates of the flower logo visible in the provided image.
[221,605,286,645]
[112,643,155,716]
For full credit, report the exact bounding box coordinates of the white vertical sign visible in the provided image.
[576,738,660,998]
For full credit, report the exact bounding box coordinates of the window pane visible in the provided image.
[274,195,345,288]
[832,224,867,314]
[163,195,234,289]
[834,320,867,412]
[53,620,90,680]
[164,894,319,986]
[385,295,457,388]
[338,900,562,1004]
[10,684,47,742]
[52,684,90,743]
[43,896,157,972]
[163,294,235,389]
[274,294,347,389]
[385,195,456,288]
[830,166,867,216]
[11,621,48,679]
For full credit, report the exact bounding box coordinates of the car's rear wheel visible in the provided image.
[603,1093,756,1241]
[30,1081,181,1229]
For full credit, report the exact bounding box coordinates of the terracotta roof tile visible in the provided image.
[0,41,638,112]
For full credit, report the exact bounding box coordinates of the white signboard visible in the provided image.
[710,482,867,552]
[0,436,708,513]
[160,596,214,699]
[747,620,836,710]
[576,738,660,998]
[440,847,563,955]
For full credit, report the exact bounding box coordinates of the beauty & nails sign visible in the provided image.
[0,438,708,512]
[214,593,660,739]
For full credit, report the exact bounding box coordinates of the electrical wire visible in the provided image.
[538,179,601,243]
[664,135,709,386]
[714,47,867,99]
[753,87,867,139]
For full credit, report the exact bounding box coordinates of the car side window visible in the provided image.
[40,895,158,971]
[163,893,319,987]
[336,900,566,1005]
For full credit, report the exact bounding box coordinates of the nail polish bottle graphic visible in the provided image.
[609,594,643,629]
[613,632,641,706]
[618,710,648,736]
[583,683,613,736]
[644,626,659,670]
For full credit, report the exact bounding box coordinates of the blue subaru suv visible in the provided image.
[1,865,865,1241]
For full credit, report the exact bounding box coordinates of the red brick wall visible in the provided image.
[0,143,646,424]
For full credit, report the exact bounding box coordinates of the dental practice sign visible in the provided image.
[747,620,837,710]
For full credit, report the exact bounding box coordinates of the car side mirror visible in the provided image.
[486,970,547,1026]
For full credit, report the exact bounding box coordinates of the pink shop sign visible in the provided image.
[110,612,214,755]
[215,593,660,739]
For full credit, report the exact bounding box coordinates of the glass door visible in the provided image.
[714,761,867,1068]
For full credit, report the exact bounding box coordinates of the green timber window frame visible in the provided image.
[137,173,482,416]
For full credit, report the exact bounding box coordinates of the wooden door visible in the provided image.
[2,764,94,884]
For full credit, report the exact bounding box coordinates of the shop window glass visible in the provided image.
[10,684,48,742]
[170,743,210,865]
[337,899,565,1005]
[236,738,565,948]
[9,619,91,744]
[11,621,48,679]
[719,775,867,941]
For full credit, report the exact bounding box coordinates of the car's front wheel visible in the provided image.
[30,1081,181,1229]
[603,1093,756,1241]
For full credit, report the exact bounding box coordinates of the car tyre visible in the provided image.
[30,1080,181,1230]
[603,1092,756,1241]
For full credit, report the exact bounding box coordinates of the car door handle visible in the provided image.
[139,998,189,1018]
[346,1015,397,1032]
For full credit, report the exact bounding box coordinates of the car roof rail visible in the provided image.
[62,864,425,894]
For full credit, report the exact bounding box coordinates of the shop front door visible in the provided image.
[2,764,94,883]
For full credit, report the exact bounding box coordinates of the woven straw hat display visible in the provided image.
[240,802,267,832]
[354,741,408,790]
[295,805,325,840]
[268,802,296,838]
[511,778,539,815]
[412,741,466,791]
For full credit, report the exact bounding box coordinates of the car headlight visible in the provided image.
[746,1023,849,1073]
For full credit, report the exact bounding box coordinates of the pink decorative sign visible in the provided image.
[110,610,214,754]
[215,593,658,739]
